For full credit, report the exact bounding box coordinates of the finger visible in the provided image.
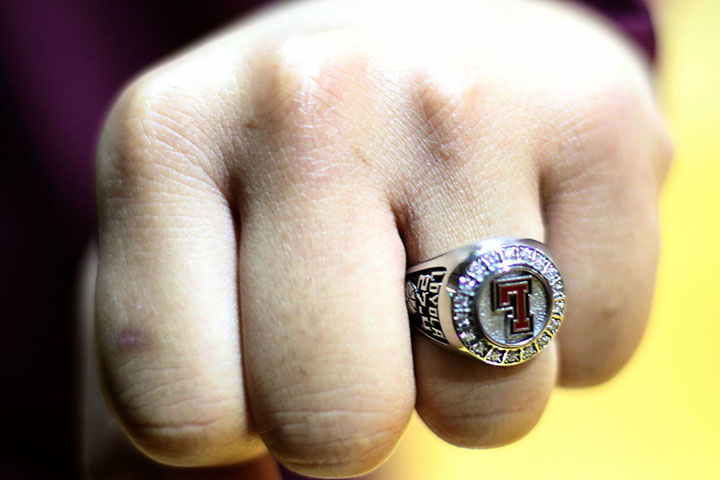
[540,82,672,386]
[240,191,414,477]
[94,81,263,466]
[394,80,557,447]
[81,244,282,479]
[237,50,415,477]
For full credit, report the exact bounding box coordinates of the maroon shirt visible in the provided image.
[0,1,654,477]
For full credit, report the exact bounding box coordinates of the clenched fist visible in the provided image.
[91,0,671,477]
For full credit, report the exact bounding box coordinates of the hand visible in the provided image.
[91,0,671,477]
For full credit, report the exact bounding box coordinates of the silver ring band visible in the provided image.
[405,238,565,366]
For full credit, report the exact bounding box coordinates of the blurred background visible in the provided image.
[0,0,718,478]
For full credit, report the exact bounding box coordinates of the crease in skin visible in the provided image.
[260,411,403,441]
[267,426,401,474]
[118,377,235,413]
[436,400,539,423]
[125,416,226,434]
[261,379,405,409]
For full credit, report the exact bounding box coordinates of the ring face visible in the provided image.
[450,242,565,365]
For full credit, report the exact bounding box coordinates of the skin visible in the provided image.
[86,0,672,477]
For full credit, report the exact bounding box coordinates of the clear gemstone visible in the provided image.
[484,250,502,267]
[472,341,491,358]
[533,257,547,272]
[488,348,505,363]
[523,344,538,359]
[479,258,491,272]
[454,317,471,329]
[453,298,471,310]
[547,320,560,335]
[459,331,477,343]
[466,265,483,281]
[460,277,477,294]
[505,350,521,364]
[454,308,471,318]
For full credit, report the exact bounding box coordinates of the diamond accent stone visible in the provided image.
[503,246,518,260]
[484,250,502,267]
[454,317,471,329]
[466,267,483,281]
[459,331,477,344]
[505,350,521,364]
[523,344,538,359]
[458,276,477,294]
[472,341,491,358]
[475,260,489,273]
[488,348,505,363]
[549,317,561,329]
[533,259,547,272]
[453,299,471,312]
[519,247,534,262]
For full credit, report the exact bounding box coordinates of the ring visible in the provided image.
[405,238,565,366]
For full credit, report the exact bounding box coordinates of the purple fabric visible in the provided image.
[0,1,260,476]
[0,0,654,477]
[577,0,656,61]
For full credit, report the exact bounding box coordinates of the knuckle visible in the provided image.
[258,385,412,476]
[258,29,378,127]
[532,31,657,171]
[573,83,648,167]
[279,29,376,104]
[242,30,392,182]
[539,75,662,192]
[99,77,180,172]
[97,74,222,202]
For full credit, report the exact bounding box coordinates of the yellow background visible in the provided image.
[387,1,720,478]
